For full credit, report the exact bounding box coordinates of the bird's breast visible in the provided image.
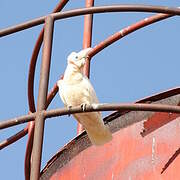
[62,80,89,106]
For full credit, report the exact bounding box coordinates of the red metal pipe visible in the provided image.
[45,75,63,110]
[28,0,69,111]
[0,0,70,153]
[26,1,69,179]
[45,103,180,118]
[77,0,94,134]
[25,121,34,180]
[0,83,60,150]
[0,12,177,147]
[0,3,179,178]
[30,16,54,180]
[2,87,180,129]
[0,127,28,150]
[28,0,69,115]
[1,5,180,37]
[2,102,180,130]
[0,83,60,152]
[83,0,94,77]
[89,13,172,57]
[0,3,179,177]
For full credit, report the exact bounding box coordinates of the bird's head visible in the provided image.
[67,48,92,69]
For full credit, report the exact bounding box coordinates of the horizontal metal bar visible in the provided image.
[0,127,28,150]
[0,113,36,130]
[0,5,180,37]
[1,103,180,130]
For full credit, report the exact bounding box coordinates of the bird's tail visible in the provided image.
[86,123,112,146]
[74,112,112,146]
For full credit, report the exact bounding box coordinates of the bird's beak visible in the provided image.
[79,48,92,59]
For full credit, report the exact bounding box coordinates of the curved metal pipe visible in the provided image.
[0,10,176,150]
[0,5,180,37]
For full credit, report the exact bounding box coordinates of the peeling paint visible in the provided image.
[125,26,130,33]
[152,137,155,165]
[119,29,124,37]
[112,172,114,180]
[83,173,86,178]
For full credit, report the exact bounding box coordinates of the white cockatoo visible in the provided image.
[57,48,112,146]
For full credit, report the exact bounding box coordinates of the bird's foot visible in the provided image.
[81,103,87,112]
[67,105,72,117]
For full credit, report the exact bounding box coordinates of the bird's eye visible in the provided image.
[75,56,78,59]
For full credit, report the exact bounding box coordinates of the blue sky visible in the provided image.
[0,1,180,179]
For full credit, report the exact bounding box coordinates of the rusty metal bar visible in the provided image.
[53,0,69,13]
[2,87,180,130]
[30,16,54,180]
[0,3,180,176]
[2,103,180,130]
[89,13,172,57]
[26,11,173,152]
[25,121,34,180]
[77,0,94,134]
[0,127,28,150]
[26,1,69,179]
[82,0,94,77]
[0,11,178,133]
[1,3,179,178]
[28,0,69,116]
[161,147,180,174]
[0,82,60,151]
[0,114,35,130]
[1,5,180,37]
[45,103,180,117]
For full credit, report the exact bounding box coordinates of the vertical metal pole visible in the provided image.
[83,0,94,78]
[30,16,54,180]
[77,0,94,134]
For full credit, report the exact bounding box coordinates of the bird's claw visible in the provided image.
[81,103,87,112]
[67,105,72,117]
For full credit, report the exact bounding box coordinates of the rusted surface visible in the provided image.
[40,92,180,179]
[26,2,69,179]
[30,16,54,180]
[0,127,28,150]
[1,5,180,37]
[40,118,180,180]
[1,87,180,130]
[1,2,180,180]
[2,101,180,130]
[82,0,94,78]
[141,109,180,137]
[41,121,180,180]
[1,9,175,143]
[104,87,180,125]
[1,4,175,152]
[89,13,172,58]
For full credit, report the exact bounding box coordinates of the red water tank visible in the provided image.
[41,90,180,180]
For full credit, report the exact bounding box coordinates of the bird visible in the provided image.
[57,48,112,146]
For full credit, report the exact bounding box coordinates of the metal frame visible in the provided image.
[0,2,180,180]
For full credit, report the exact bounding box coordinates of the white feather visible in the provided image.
[57,48,112,146]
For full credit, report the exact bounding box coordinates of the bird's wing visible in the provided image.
[82,76,99,104]
[57,79,67,106]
